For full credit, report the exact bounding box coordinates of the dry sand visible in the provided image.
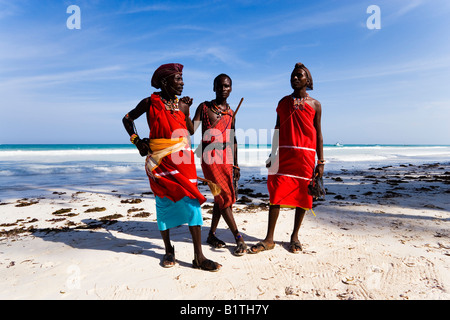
[0,163,449,300]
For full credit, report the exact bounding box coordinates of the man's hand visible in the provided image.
[265,153,276,168]
[315,164,324,178]
[179,96,193,116]
[233,166,241,181]
[135,138,152,157]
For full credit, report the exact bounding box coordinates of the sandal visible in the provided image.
[233,234,247,256]
[234,241,248,256]
[162,246,176,268]
[192,255,221,272]
[207,232,226,248]
[289,240,302,254]
[249,241,275,254]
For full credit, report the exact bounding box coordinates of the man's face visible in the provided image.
[214,76,232,100]
[290,68,308,90]
[166,73,184,96]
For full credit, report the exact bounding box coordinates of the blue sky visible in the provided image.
[1,0,449,145]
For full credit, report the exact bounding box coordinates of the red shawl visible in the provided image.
[145,93,206,205]
[200,102,235,210]
[267,96,316,209]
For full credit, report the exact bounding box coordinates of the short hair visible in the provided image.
[213,73,232,91]
[292,62,313,90]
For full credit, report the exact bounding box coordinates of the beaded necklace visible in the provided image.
[201,102,232,139]
[160,95,179,113]
[292,93,309,110]
[210,100,231,118]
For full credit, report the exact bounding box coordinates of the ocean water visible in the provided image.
[0,144,449,200]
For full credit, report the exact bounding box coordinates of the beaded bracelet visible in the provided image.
[130,134,139,145]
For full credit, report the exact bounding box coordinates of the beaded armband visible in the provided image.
[130,134,139,145]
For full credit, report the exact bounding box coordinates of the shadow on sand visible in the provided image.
[31,218,260,268]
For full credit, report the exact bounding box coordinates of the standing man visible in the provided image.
[122,63,221,271]
[250,62,324,254]
[192,74,247,256]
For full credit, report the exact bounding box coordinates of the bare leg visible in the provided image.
[291,207,306,241]
[190,225,221,271]
[207,203,226,248]
[264,204,280,244]
[209,203,221,234]
[220,207,241,239]
[189,225,204,260]
[160,229,175,267]
[289,208,306,253]
[250,205,279,253]
[219,206,247,255]
[207,204,246,253]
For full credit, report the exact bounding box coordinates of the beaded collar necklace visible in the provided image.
[160,95,179,113]
[210,100,231,118]
[292,93,309,110]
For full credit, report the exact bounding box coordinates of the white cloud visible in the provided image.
[0,66,124,88]
[117,2,208,15]
[319,56,450,84]
[118,4,173,14]
[235,3,360,39]
[0,0,23,19]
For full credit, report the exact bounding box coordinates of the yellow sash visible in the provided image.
[146,137,188,173]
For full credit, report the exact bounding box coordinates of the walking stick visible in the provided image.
[231,98,244,200]
[231,98,244,124]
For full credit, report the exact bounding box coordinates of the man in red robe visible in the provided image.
[192,74,247,256]
[122,63,221,271]
[250,63,325,254]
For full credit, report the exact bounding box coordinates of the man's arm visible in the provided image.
[191,103,203,135]
[179,97,194,135]
[122,98,151,156]
[266,115,280,168]
[232,117,238,166]
[122,98,148,134]
[231,117,240,181]
[312,100,324,177]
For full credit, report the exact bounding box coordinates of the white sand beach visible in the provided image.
[0,162,449,300]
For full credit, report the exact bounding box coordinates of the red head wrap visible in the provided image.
[151,63,184,89]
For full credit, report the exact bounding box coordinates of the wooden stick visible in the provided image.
[231,98,244,123]
[230,98,243,198]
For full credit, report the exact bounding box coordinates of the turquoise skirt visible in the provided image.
[155,196,203,231]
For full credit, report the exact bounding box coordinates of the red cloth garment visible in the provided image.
[200,102,236,210]
[267,96,317,209]
[145,93,206,205]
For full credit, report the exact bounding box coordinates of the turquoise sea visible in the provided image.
[1,144,449,200]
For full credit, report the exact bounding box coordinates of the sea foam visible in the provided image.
[0,144,449,200]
